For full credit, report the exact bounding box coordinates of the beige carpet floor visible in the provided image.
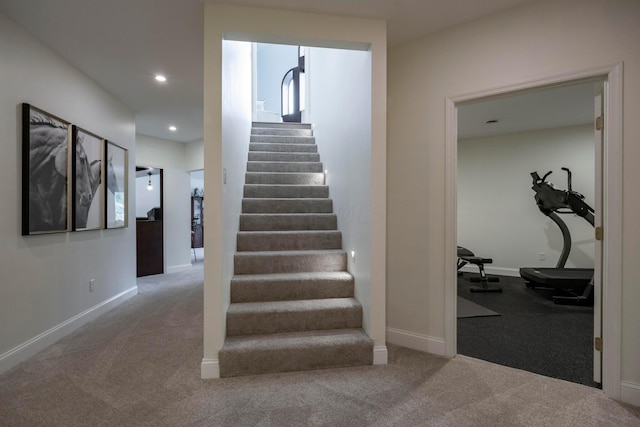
[1,263,638,426]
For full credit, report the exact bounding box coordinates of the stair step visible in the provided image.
[244,184,329,199]
[231,271,354,303]
[237,230,342,252]
[248,152,320,162]
[250,135,316,144]
[251,127,313,137]
[245,172,324,185]
[226,298,362,336]
[240,213,337,231]
[252,122,312,130]
[219,328,373,377]
[249,143,317,153]
[234,250,347,274]
[242,198,333,214]
[247,161,323,173]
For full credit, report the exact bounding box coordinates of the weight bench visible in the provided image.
[457,247,502,293]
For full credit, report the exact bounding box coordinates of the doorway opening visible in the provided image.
[135,166,163,277]
[455,80,600,387]
[444,63,623,399]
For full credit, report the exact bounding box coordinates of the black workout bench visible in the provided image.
[457,247,502,293]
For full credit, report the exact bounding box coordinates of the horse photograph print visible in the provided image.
[72,126,104,231]
[22,104,71,235]
[105,141,128,229]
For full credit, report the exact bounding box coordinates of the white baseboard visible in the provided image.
[459,265,520,278]
[373,345,388,365]
[621,381,640,406]
[0,286,137,374]
[201,358,220,379]
[166,263,193,274]
[386,327,446,356]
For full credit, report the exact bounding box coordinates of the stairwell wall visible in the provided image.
[302,47,374,336]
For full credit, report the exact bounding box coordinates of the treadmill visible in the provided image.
[519,168,594,304]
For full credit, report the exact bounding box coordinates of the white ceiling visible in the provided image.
[1,0,592,145]
[458,81,596,140]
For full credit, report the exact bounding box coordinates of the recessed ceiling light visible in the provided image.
[155,74,167,83]
[169,126,177,131]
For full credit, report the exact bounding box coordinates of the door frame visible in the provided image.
[444,63,623,399]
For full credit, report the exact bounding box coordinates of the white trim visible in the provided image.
[373,345,388,365]
[201,358,220,379]
[445,63,623,400]
[387,327,446,356]
[620,381,640,407]
[0,286,137,374]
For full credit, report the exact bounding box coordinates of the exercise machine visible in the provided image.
[457,246,502,293]
[519,168,594,304]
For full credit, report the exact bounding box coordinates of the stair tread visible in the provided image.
[221,328,371,351]
[237,230,341,236]
[231,271,353,282]
[228,297,360,314]
[235,249,346,256]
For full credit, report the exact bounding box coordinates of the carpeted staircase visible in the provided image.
[218,122,373,377]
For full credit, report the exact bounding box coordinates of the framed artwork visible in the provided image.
[105,141,128,229]
[72,126,104,231]
[22,103,72,235]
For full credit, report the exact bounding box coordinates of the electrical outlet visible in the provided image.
[223,168,227,184]
[539,253,546,261]
[89,279,95,292]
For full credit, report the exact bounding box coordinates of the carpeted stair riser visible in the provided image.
[247,161,323,173]
[244,184,328,199]
[250,135,316,144]
[242,198,333,214]
[230,271,354,302]
[240,213,337,231]
[252,121,312,130]
[245,172,324,185]
[220,122,372,378]
[226,298,363,336]
[218,329,373,378]
[249,143,317,153]
[234,250,347,275]
[237,230,342,252]
[248,152,320,162]
[251,127,312,137]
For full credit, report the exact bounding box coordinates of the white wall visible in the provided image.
[185,140,204,171]
[136,135,191,273]
[303,46,374,333]
[458,125,595,275]
[257,43,299,114]
[135,174,161,217]
[387,0,640,404]
[203,4,387,377]
[222,39,253,327]
[0,12,137,372]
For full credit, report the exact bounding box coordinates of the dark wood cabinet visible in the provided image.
[191,196,204,248]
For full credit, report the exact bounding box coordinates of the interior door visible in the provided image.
[593,82,604,384]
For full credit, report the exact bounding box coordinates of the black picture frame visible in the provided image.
[72,126,105,231]
[22,103,72,235]
[105,141,128,229]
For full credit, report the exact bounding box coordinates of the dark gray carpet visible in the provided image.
[457,296,500,318]
[457,272,598,388]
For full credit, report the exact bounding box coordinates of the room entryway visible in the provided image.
[454,79,605,388]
